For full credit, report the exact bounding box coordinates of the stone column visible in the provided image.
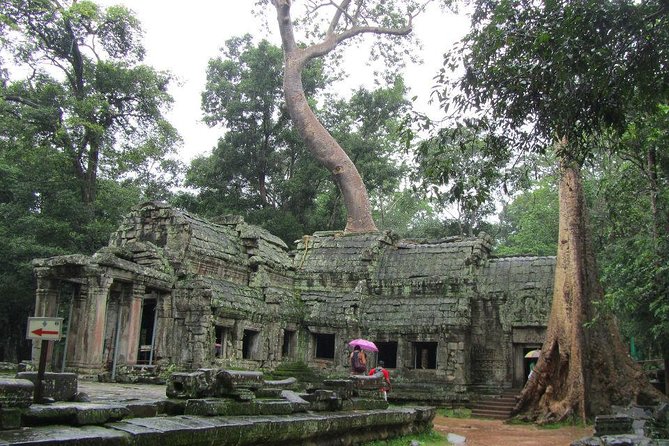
[33,272,59,318]
[121,283,145,366]
[31,272,59,366]
[67,273,113,373]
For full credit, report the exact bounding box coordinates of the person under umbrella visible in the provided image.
[349,345,367,374]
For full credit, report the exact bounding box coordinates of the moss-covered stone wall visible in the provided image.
[32,202,554,402]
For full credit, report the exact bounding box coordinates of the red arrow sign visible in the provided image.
[31,328,59,336]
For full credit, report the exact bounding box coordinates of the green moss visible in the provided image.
[507,415,590,429]
[361,430,447,446]
[437,407,472,418]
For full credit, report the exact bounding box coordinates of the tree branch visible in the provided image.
[2,94,42,108]
[304,23,412,62]
[327,0,353,35]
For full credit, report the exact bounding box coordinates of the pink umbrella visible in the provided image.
[349,338,378,352]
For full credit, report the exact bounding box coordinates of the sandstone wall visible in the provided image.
[32,202,554,401]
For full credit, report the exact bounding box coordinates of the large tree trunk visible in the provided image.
[272,0,377,233]
[513,153,664,422]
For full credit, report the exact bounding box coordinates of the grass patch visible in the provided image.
[361,430,448,446]
[537,419,590,430]
[437,407,472,418]
[507,416,590,429]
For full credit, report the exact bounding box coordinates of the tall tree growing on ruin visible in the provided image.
[264,0,436,233]
[437,0,669,420]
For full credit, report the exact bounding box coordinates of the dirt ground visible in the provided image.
[433,415,593,446]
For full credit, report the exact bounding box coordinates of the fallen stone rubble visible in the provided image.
[0,369,435,445]
[571,404,669,446]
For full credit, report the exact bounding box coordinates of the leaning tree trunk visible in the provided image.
[513,153,664,422]
[272,0,377,233]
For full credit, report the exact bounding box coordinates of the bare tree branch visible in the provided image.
[327,0,353,35]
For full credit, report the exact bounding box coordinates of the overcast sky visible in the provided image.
[96,2,469,162]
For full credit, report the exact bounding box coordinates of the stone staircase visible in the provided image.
[470,388,519,420]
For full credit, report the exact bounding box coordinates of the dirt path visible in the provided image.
[433,415,593,446]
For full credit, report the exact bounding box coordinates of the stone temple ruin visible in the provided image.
[31,201,555,403]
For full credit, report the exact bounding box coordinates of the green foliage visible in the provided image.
[507,415,589,429]
[590,109,669,359]
[442,0,669,161]
[0,0,182,204]
[414,125,515,235]
[437,407,472,418]
[0,0,180,361]
[361,430,446,446]
[0,135,140,360]
[495,177,559,256]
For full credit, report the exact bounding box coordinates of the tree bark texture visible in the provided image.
[272,0,378,233]
[513,154,665,422]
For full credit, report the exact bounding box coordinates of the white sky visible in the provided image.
[97,2,470,162]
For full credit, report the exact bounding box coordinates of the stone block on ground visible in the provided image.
[215,370,264,392]
[22,402,130,427]
[280,390,310,412]
[163,399,186,415]
[595,415,634,436]
[300,390,341,411]
[0,406,437,445]
[322,379,355,399]
[125,401,160,418]
[351,373,385,390]
[255,388,282,398]
[263,377,296,388]
[0,408,22,430]
[447,432,467,444]
[16,372,77,402]
[0,424,129,444]
[255,400,295,415]
[166,370,212,399]
[302,389,337,402]
[600,434,655,445]
[343,398,389,411]
[570,437,601,446]
[0,378,33,409]
[184,398,234,416]
[0,363,17,373]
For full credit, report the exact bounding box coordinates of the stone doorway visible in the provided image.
[512,343,542,388]
[136,296,158,364]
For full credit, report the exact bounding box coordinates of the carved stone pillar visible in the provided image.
[31,271,62,366]
[120,283,145,366]
[67,273,113,373]
[33,271,59,318]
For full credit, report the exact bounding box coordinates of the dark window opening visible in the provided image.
[137,298,157,364]
[242,329,260,359]
[282,330,296,358]
[314,333,335,359]
[412,342,437,369]
[375,341,398,368]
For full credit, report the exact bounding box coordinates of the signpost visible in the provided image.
[27,318,63,341]
[26,317,63,403]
